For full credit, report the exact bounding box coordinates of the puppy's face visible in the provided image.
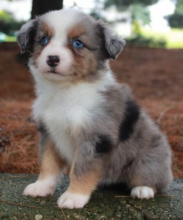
[17,9,125,82]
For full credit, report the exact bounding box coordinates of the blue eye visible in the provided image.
[73,39,84,48]
[40,36,48,45]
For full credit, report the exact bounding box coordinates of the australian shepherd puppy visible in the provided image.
[17,9,173,209]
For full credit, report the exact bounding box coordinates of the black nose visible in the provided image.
[47,56,60,67]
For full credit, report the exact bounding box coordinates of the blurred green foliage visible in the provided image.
[104,0,158,9]
[130,4,151,26]
[167,0,183,28]
[103,0,183,48]
[168,14,183,28]
[0,10,24,36]
[175,0,183,14]
[103,0,159,47]
[126,27,183,48]
[126,35,166,48]
[0,10,12,22]
[103,0,156,34]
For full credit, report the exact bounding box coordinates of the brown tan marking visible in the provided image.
[68,170,101,195]
[68,24,86,39]
[38,140,67,181]
[39,21,54,38]
[33,21,54,60]
[152,187,157,195]
[67,148,103,195]
[65,22,101,82]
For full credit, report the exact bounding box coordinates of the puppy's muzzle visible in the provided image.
[47,56,60,67]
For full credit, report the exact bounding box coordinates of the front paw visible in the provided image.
[57,191,90,209]
[23,178,56,197]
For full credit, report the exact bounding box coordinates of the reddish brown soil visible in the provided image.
[0,43,183,178]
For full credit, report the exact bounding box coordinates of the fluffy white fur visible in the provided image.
[131,186,154,199]
[57,191,90,209]
[32,71,115,164]
[32,10,82,81]
[23,177,57,197]
[43,9,80,36]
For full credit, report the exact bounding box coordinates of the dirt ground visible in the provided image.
[0,43,183,178]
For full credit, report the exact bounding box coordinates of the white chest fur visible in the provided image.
[32,79,108,164]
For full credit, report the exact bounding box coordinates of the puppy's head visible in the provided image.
[17,9,125,82]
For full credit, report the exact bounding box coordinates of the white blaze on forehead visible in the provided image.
[42,9,83,40]
[34,9,85,79]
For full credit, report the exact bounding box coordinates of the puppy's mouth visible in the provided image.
[44,69,67,78]
[48,70,59,74]
[46,67,64,76]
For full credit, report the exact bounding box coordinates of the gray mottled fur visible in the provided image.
[36,82,172,192]
[73,84,173,192]
[37,122,49,156]
[97,21,126,59]
[17,19,37,53]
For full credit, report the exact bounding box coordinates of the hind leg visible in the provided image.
[128,154,172,199]
[129,168,157,199]
[131,186,156,199]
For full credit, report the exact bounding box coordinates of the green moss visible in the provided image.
[0,174,183,219]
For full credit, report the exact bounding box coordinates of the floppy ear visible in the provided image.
[17,19,38,53]
[96,21,126,59]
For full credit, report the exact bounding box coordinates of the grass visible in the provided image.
[140,27,183,48]
[5,36,16,42]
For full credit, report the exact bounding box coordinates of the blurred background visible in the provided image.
[1,0,183,48]
[0,0,183,178]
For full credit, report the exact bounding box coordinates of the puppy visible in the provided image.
[17,9,173,209]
